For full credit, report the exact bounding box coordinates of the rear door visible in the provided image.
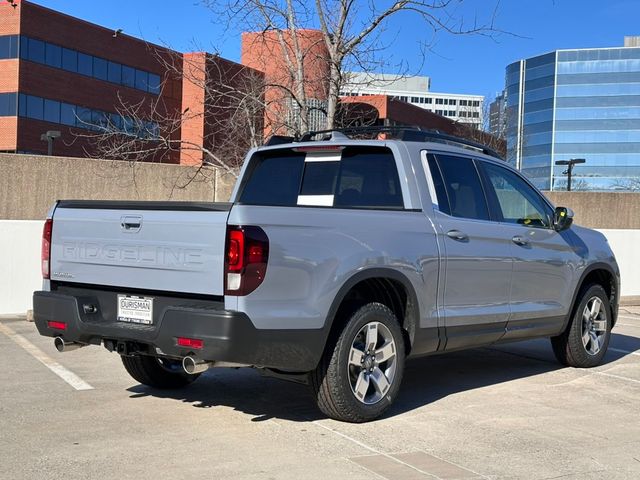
[476,161,577,339]
[50,201,231,296]
[424,153,512,350]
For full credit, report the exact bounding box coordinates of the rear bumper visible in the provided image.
[33,288,325,372]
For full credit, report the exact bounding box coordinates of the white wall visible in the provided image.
[597,229,640,298]
[0,220,42,315]
[0,221,638,315]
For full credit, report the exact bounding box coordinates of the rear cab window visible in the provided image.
[238,146,405,210]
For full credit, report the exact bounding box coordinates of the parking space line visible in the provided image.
[0,322,93,391]
[594,371,640,385]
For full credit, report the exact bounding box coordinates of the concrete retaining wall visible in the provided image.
[545,191,640,229]
[0,153,236,220]
[1,220,638,314]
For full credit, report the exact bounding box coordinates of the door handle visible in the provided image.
[446,230,468,241]
[512,235,529,246]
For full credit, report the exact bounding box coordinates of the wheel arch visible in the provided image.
[322,268,420,357]
[565,262,619,331]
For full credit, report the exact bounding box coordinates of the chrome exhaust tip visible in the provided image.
[182,355,214,375]
[54,336,85,353]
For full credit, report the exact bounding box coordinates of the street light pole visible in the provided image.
[40,130,61,156]
[555,158,586,191]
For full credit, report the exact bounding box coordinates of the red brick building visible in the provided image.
[0,0,260,165]
[241,29,330,135]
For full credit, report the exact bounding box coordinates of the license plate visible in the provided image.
[117,295,153,325]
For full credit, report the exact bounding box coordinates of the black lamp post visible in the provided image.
[555,158,586,191]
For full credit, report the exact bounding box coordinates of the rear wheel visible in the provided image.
[121,355,201,389]
[551,284,611,368]
[311,302,405,423]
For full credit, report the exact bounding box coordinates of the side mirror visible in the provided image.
[553,207,574,232]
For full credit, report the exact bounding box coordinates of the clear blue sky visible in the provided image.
[30,0,640,100]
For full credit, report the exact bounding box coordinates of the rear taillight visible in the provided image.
[41,218,53,279]
[224,226,269,296]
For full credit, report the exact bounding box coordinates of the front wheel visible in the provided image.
[311,302,406,423]
[121,355,201,389]
[551,284,611,368]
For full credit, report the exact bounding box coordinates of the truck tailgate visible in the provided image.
[49,201,231,296]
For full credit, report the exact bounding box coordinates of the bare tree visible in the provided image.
[610,178,640,191]
[213,0,504,133]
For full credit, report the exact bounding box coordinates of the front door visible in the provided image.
[477,161,578,340]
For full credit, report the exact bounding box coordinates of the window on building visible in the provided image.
[148,73,161,94]
[78,52,92,76]
[45,43,61,68]
[26,95,43,120]
[61,48,77,72]
[122,65,135,88]
[93,57,108,80]
[460,111,467,118]
[60,103,76,126]
[27,38,45,63]
[107,61,122,84]
[449,99,457,106]
[0,35,18,59]
[0,93,17,116]
[460,100,468,106]
[473,100,480,107]
[472,112,480,118]
[43,99,60,123]
[135,69,148,91]
[448,110,456,116]
[435,98,443,105]
[435,109,443,115]
[425,98,433,104]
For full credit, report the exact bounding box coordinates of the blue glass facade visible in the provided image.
[506,44,640,190]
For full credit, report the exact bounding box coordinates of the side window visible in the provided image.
[480,162,552,228]
[424,153,451,215]
[434,154,490,221]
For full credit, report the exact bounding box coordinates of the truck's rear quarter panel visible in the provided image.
[228,205,439,334]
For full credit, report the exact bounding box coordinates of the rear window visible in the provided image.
[238,146,404,209]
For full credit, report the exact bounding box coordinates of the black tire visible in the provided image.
[121,355,201,389]
[311,302,406,423]
[551,284,611,368]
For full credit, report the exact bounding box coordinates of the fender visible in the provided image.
[562,262,620,332]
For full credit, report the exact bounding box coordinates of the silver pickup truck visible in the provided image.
[33,128,620,423]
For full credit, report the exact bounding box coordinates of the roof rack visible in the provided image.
[265,126,503,160]
[305,126,503,159]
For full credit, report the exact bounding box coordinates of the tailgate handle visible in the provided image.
[121,215,142,231]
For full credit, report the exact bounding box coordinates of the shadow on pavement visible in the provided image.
[126,334,639,422]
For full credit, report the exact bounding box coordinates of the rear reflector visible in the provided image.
[47,321,67,330]
[177,337,204,349]
[41,218,53,279]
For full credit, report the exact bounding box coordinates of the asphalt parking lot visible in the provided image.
[1,310,639,480]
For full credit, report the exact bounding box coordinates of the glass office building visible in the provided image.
[506,38,640,190]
